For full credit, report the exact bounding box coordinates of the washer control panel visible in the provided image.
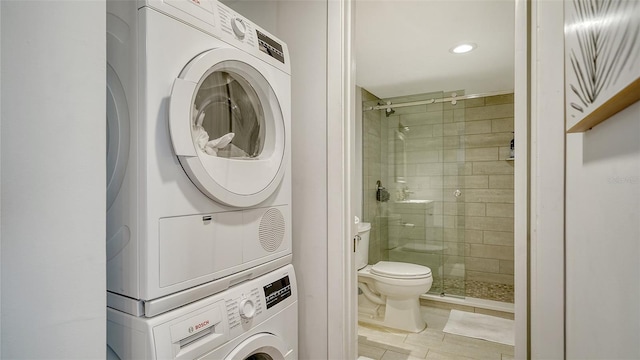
[222,265,295,338]
[225,287,263,330]
[107,265,296,360]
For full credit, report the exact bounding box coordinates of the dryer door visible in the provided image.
[170,48,286,207]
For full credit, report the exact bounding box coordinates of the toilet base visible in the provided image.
[383,297,426,332]
[358,292,427,332]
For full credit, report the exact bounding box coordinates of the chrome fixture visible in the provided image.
[399,185,414,201]
[363,90,513,111]
[377,101,395,117]
[398,121,410,133]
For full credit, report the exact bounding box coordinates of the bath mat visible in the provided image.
[443,310,514,346]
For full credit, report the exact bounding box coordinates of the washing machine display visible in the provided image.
[106,0,292,315]
[107,265,297,360]
[264,275,291,309]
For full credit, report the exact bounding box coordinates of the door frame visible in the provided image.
[514,0,530,357]
[331,0,537,358]
[327,0,356,359]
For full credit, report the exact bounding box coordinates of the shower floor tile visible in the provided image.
[432,278,515,303]
[463,280,514,303]
[358,307,514,360]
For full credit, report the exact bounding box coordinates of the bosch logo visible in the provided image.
[188,326,194,333]
[191,0,201,4]
[195,320,210,331]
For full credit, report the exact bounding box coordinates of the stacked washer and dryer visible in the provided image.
[106,0,296,358]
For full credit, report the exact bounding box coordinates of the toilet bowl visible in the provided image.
[356,222,433,332]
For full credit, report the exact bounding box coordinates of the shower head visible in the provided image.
[385,107,396,117]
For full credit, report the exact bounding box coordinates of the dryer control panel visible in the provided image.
[256,30,285,64]
[143,0,290,73]
[217,4,257,47]
[215,2,288,68]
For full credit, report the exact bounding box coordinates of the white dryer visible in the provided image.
[107,264,297,359]
[106,0,291,316]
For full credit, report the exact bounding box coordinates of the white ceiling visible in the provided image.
[355,0,515,99]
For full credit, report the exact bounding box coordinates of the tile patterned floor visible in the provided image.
[358,307,515,360]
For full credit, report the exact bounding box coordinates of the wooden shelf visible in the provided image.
[567,77,640,133]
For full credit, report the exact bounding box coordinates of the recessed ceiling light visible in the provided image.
[450,43,477,54]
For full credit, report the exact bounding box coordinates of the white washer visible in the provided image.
[107,265,297,359]
[106,0,292,316]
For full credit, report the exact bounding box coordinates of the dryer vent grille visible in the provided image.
[259,208,285,252]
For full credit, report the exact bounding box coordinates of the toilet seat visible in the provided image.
[371,261,432,279]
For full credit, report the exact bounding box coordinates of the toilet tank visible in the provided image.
[356,222,371,270]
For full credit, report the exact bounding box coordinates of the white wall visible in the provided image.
[533,1,640,358]
[279,3,330,358]
[566,102,640,359]
[1,2,106,358]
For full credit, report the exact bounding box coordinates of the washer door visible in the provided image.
[170,48,286,207]
[220,333,289,360]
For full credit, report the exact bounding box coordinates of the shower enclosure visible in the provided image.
[362,89,515,303]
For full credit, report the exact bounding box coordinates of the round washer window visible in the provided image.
[245,354,274,360]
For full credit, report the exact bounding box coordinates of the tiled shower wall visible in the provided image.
[362,89,515,301]
[458,94,515,289]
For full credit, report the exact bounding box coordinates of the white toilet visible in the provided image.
[356,222,433,332]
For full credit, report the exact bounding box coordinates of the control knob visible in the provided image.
[231,17,246,40]
[239,297,256,320]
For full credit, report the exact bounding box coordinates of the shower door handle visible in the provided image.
[453,189,462,197]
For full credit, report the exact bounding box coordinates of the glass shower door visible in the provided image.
[440,94,466,298]
[361,89,468,299]
[378,91,447,296]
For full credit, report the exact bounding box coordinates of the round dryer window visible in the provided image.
[170,48,287,207]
